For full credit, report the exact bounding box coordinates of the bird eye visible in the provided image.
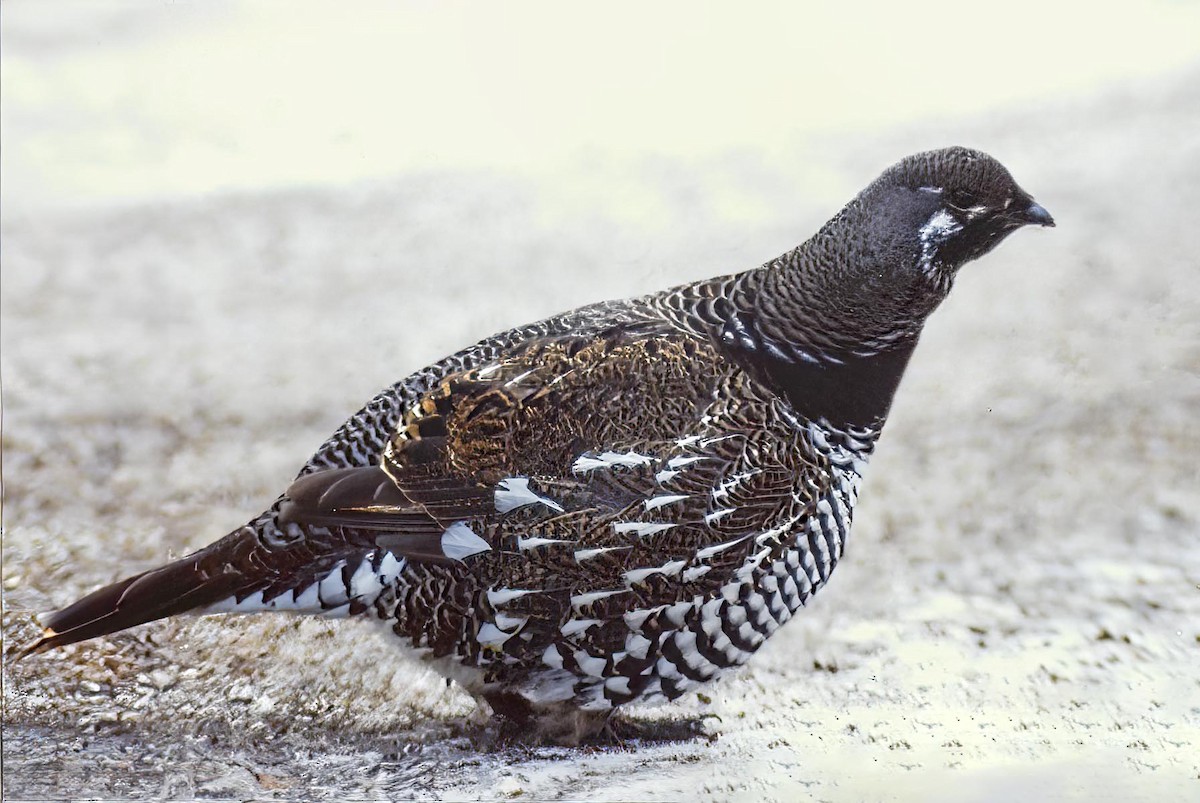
[947,189,979,209]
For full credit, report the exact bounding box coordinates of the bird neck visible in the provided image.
[655,195,951,428]
[707,228,943,428]
[710,280,920,428]
[758,196,951,356]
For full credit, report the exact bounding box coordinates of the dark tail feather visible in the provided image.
[18,526,262,659]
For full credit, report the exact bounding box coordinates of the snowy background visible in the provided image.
[3,2,1199,800]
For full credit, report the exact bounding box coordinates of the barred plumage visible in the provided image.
[24,147,1053,743]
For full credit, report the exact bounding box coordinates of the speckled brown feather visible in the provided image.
[276,323,833,687]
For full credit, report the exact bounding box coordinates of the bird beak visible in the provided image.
[1015,200,1055,228]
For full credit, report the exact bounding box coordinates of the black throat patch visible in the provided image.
[717,309,916,428]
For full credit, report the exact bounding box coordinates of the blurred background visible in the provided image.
[6,0,1200,209]
[4,2,1199,801]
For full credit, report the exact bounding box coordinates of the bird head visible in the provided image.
[733,147,1056,423]
[738,147,1054,364]
[874,146,1055,286]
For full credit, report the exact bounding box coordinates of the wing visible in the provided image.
[281,317,832,576]
[278,319,837,692]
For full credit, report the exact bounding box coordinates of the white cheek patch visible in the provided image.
[918,208,963,277]
[923,208,960,240]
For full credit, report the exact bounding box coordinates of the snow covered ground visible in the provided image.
[3,5,1199,800]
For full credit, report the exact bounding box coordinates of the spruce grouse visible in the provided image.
[24,147,1054,742]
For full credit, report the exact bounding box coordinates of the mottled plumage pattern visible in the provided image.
[26,147,1053,741]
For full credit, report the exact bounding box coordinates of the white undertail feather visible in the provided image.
[201,551,406,617]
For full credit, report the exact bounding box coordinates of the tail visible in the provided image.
[19,525,269,658]
[19,517,405,660]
